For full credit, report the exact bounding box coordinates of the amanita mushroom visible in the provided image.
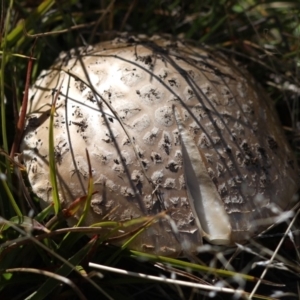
[21,34,298,257]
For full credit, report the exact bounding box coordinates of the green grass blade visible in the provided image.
[35,204,54,223]
[58,149,94,249]
[0,175,22,217]
[0,0,14,155]
[76,149,94,227]
[130,250,281,288]
[199,14,228,43]
[3,0,55,48]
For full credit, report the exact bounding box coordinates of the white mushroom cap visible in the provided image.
[21,34,298,257]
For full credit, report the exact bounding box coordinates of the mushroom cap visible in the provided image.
[21,34,298,257]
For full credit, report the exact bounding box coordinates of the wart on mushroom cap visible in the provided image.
[21,34,298,257]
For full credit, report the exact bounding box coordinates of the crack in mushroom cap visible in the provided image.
[21,34,298,257]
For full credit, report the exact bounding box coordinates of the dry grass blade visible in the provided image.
[9,44,35,158]
[249,208,300,298]
[88,263,278,300]
[4,268,87,300]
[22,20,98,38]
[0,148,25,170]
[0,215,50,233]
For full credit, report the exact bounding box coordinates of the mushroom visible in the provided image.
[21,34,298,257]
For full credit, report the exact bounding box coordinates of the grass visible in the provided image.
[0,0,299,299]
